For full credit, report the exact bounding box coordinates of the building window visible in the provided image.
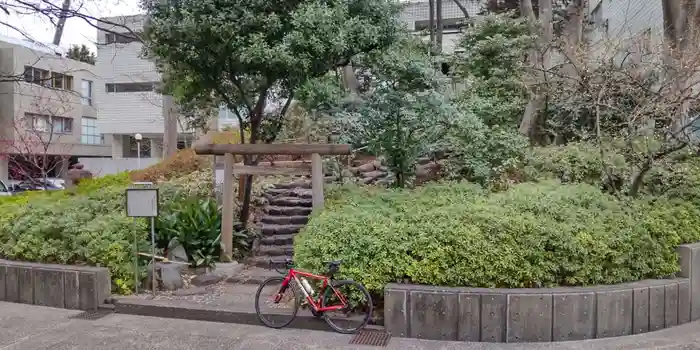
[104,32,141,44]
[25,113,73,134]
[81,80,93,106]
[106,82,157,93]
[23,66,50,85]
[81,117,101,144]
[50,72,73,90]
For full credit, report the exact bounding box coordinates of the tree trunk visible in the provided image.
[341,63,360,94]
[428,0,436,51]
[518,0,541,138]
[436,0,443,53]
[451,0,470,18]
[162,94,178,158]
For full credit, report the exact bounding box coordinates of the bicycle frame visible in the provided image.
[276,268,348,312]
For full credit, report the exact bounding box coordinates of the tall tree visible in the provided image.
[66,44,95,65]
[144,0,401,249]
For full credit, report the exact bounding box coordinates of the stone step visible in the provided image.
[260,234,295,246]
[273,181,311,189]
[268,196,313,208]
[226,267,283,284]
[257,245,294,257]
[260,215,309,225]
[247,255,293,269]
[264,206,312,216]
[261,224,305,236]
[264,188,312,199]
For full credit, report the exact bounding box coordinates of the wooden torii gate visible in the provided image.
[193,132,352,260]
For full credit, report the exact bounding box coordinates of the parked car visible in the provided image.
[0,180,11,196]
[11,179,63,192]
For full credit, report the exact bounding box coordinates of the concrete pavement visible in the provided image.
[3,302,700,349]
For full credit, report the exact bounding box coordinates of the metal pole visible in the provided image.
[137,141,141,169]
[151,216,156,296]
[134,227,138,295]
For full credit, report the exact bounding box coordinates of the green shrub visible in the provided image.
[0,196,149,295]
[156,196,252,267]
[0,169,216,294]
[295,181,698,298]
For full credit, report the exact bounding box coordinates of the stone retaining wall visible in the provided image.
[0,259,111,310]
[384,242,700,343]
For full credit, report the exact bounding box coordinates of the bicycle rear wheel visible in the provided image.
[321,280,373,334]
[254,276,299,328]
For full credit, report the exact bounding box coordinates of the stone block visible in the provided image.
[480,293,506,342]
[78,272,99,310]
[595,289,633,338]
[665,282,679,328]
[507,294,553,342]
[678,279,691,324]
[409,291,458,340]
[383,287,409,338]
[632,285,650,334]
[4,265,19,302]
[0,264,5,301]
[552,292,595,341]
[64,271,80,310]
[677,243,700,320]
[33,268,65,308]
[457,293,480,341]
[95,268,111,307]
[649,284,665,331]
[17,266,33,304]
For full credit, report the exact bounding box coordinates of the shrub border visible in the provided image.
[383,242,700,343]
[0,259,111,310]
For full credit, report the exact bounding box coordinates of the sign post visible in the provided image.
[125,182,159,295]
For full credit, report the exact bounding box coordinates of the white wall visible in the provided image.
[78,157,161,177]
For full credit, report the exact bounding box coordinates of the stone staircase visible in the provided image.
[231,180,314,284]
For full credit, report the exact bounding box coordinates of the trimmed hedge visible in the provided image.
[294,181,700,296]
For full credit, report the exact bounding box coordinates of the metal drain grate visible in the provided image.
[69,309,114,321]
[349,329,391,347]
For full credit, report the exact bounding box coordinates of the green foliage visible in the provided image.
[156,196,251,267]
[0,169,217,294]
[75,172,131,194]
[0,193,148,295]
[66,44,96,65]
[144,0,401,134]
[452,14,532,128]
[296,182,700,297]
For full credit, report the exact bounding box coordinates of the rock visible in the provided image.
[173,287,209,296]
[363,170,387,181]
[371,159,383,169]
[356,162,376,173]
[146,262,184,291]
[417,157,432,165]
[166,238,189,264]
[160,263,184,291]
[190,274,224,287]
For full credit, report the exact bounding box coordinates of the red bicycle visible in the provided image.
[254,258,373,334]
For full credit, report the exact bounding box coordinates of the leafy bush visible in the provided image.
[156,196,251,267]
[0,195,149,295]
[131,149,211,183]
[295,181,699,298]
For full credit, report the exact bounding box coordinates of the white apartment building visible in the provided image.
[96,15,193,160]
[0,36,110,181]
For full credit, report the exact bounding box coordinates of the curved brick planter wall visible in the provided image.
[0,259,111,310]
[384,242,700,343]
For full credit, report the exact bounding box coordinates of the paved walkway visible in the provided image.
[3,302,700,349]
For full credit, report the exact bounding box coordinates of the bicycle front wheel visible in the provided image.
[254,276,299,329]
[321,280,373,334]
